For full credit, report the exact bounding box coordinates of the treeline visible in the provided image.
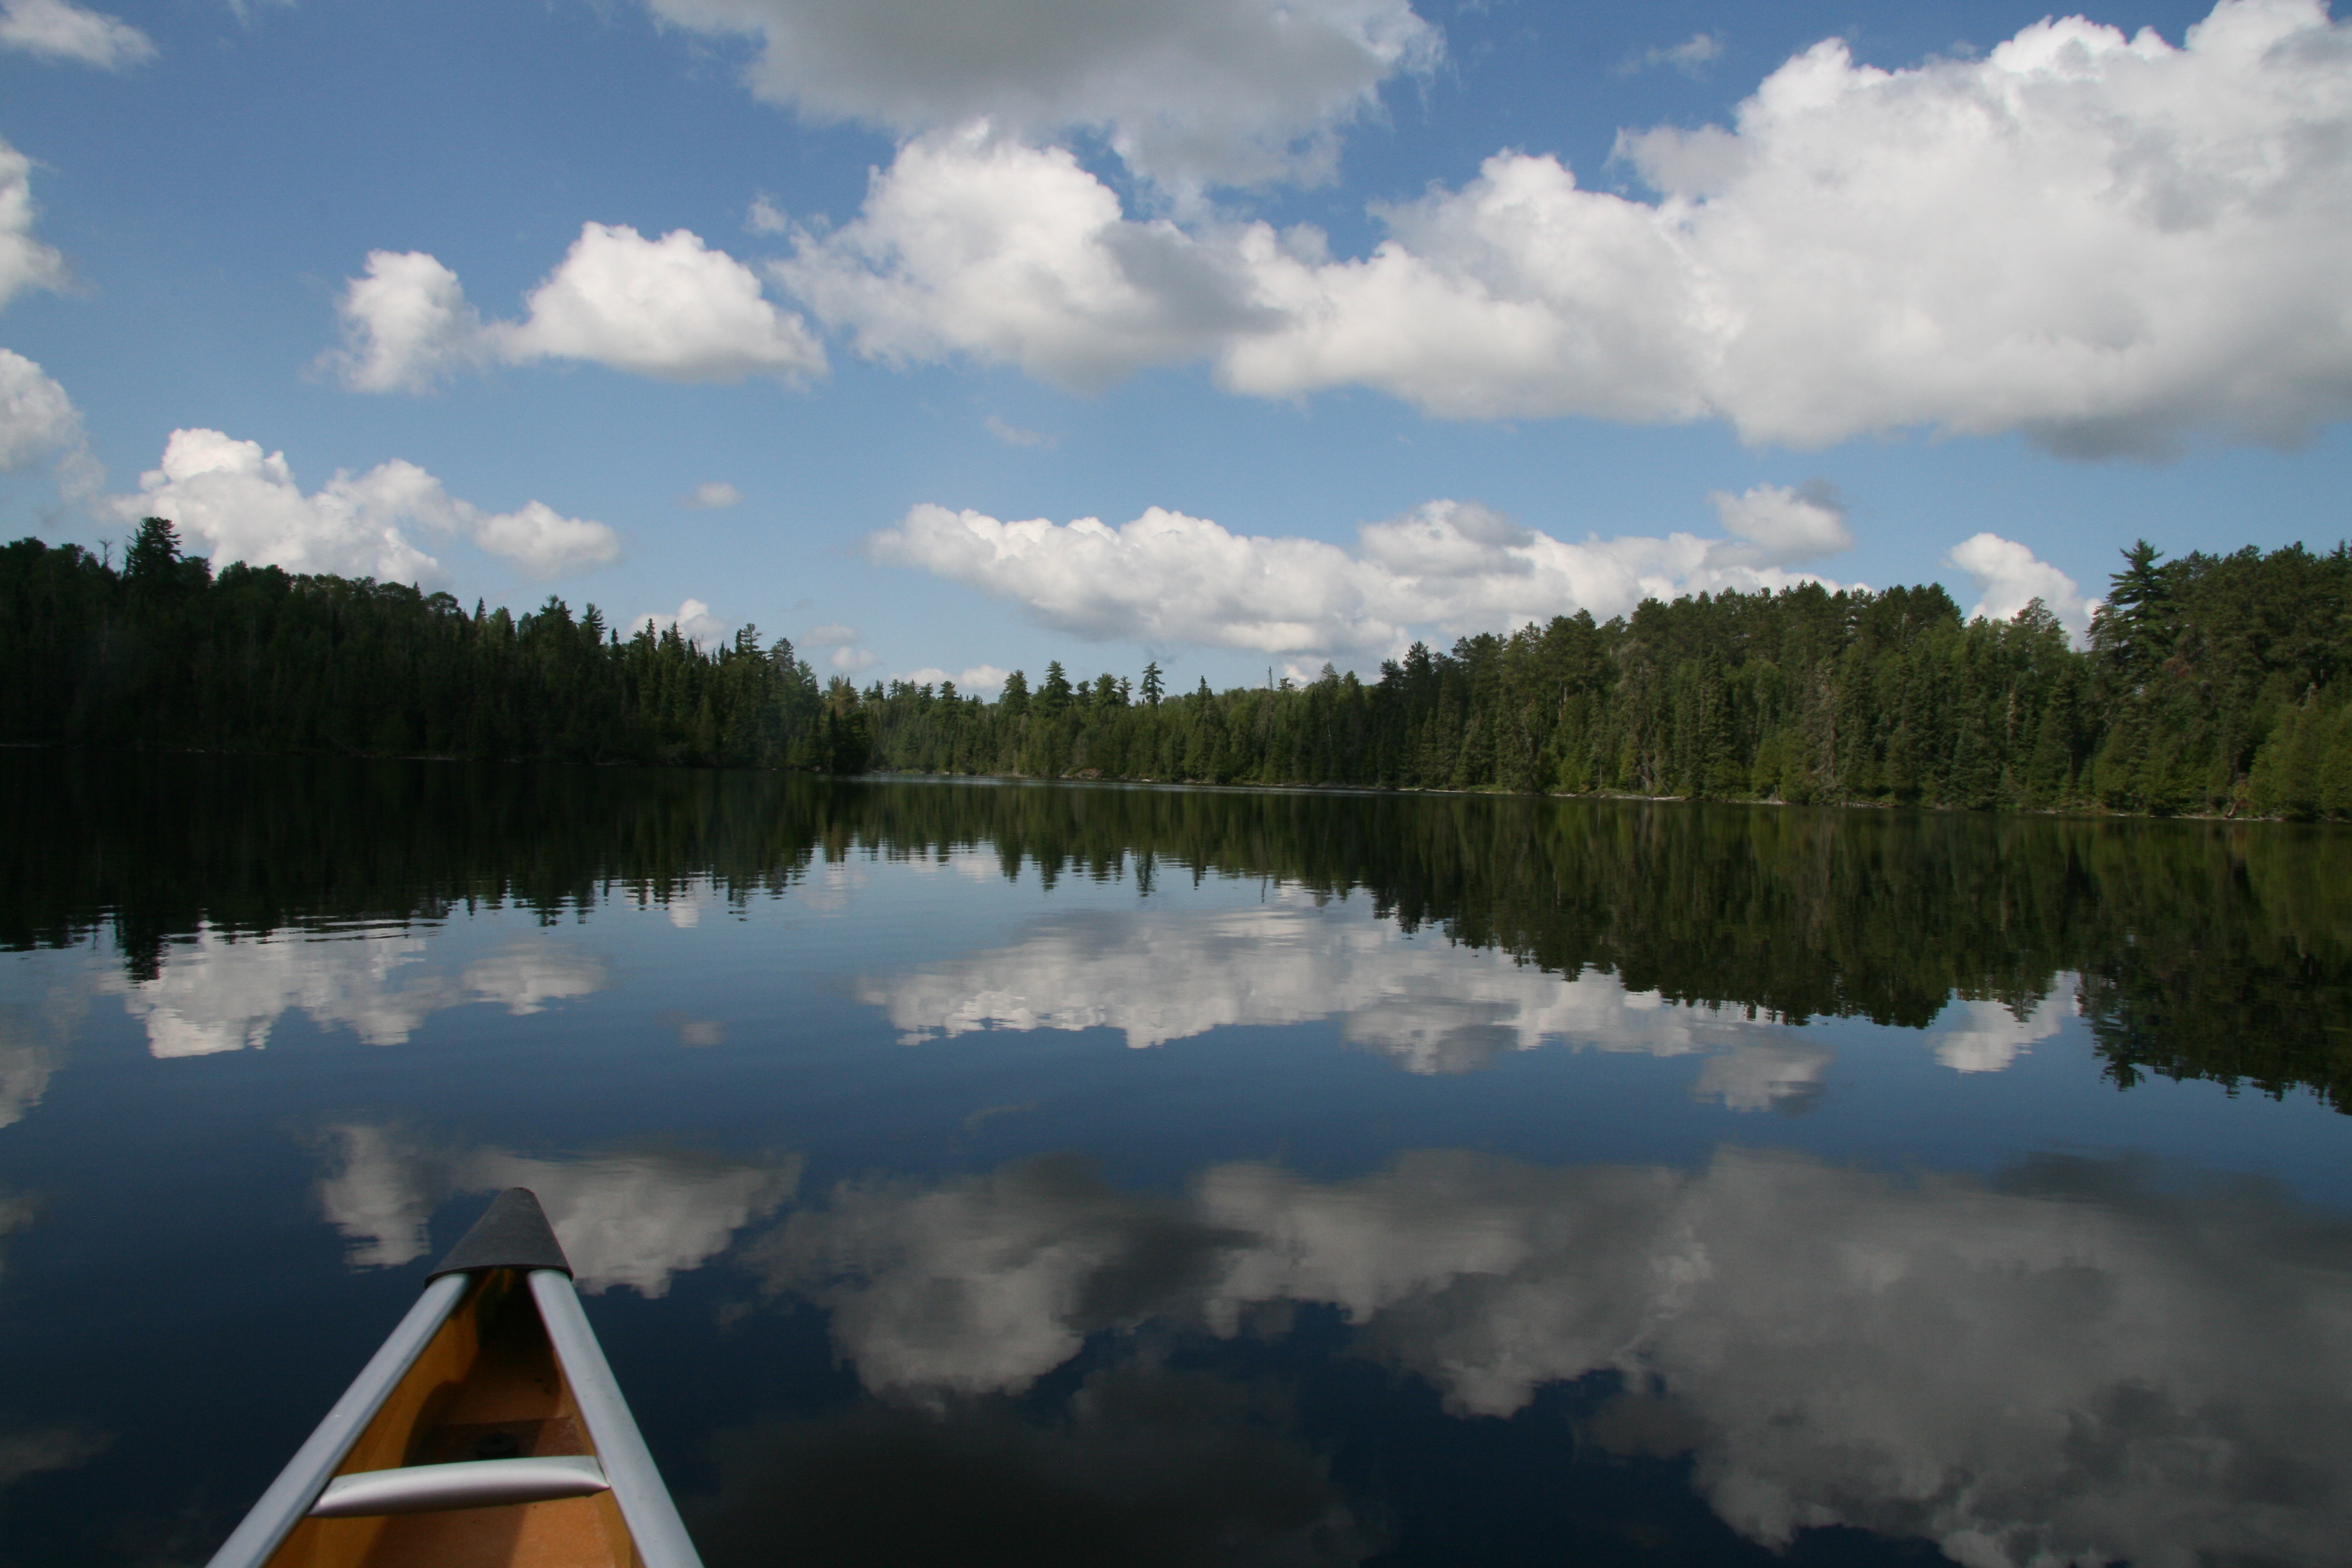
[862,538,2352,817]
[5,521,2350,816]
[0,519,868,769]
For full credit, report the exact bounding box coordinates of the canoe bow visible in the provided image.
[205,1187,704,1568]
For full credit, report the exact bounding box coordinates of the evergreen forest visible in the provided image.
[5,518,2350,818]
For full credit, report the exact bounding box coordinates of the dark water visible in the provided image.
[2,752,2348,1567]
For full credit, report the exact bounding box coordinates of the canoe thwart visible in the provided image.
[425,1187,572,1280]
[308,1455,612,1517]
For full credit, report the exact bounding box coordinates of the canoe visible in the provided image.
[205,1187,704,1568]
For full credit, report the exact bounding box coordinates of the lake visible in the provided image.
[1,751,2348,1567]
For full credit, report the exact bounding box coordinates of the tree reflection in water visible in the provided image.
[7,750,2347,1108]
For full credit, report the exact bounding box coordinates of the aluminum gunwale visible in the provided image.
[199,1273,470,1568]
[528,1267,705,1568]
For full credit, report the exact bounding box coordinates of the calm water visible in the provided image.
[2,753,2349,1567]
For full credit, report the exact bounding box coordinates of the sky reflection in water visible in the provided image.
[0,757,2347,1567]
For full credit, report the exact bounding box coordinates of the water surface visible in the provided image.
[1,753,2348,1567]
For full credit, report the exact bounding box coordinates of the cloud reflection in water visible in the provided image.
[1927,988,2077,1074]
[754,1146,2352,1568]
[0,1420,111,1499]
[0,1008,62,1129]
[96,927,609,1056]
[860,898,1813,1082]
[313,1124,800,1296]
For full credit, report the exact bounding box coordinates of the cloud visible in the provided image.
[752,1144,2352,1567]
[0,0,152,68]
[680,480,743,508]
[867,487,1854,662]
[1707,482,1850,563]
[1621,31,1723,77]
[330,225,826,391]
[498,223,828,381]
[466,501,625,580]
[860,895,1810,1077]
[0,137,67,310]
[783,2,2352,454]
[983,413,1051,448]
[776,129,1273,392]
[312,1123,800,1294]
[632,596,733,650]
[94,925,611,1056]
[116,428,621,584]
[638,0,1440,188]
[324,251,486,394]
[1947,532,2097,638]
[745,194,789,235]
[0,347,94,491]
[800,622,877,672]
[895,664,1008,696]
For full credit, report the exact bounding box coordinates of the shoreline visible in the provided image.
[4,742,2301,825]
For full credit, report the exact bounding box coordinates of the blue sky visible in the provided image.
[0,0,2345,692]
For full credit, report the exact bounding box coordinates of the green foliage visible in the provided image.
[856,582,2078,808]
[5,529,2348,815]
[840,541,2348,819]
[0,526,832,768]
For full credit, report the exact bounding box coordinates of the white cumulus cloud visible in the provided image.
[1947,532,2097,638]
[867,486,1854,662]
[0,0,152,69]
[0,137,67,311]
[330,224,826,392]
[782,1,2352,456]
[325,251,486,394]
[117,429,622,586]
[463,500,625,581]
[0,347,90,486]
[632,596,733,650]
[497,223,827,381]
[776,129,1270,392]
[639,0,1439,189]
[1708,483,1851,563]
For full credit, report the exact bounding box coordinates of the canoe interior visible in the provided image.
[264,1269,640,1568]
